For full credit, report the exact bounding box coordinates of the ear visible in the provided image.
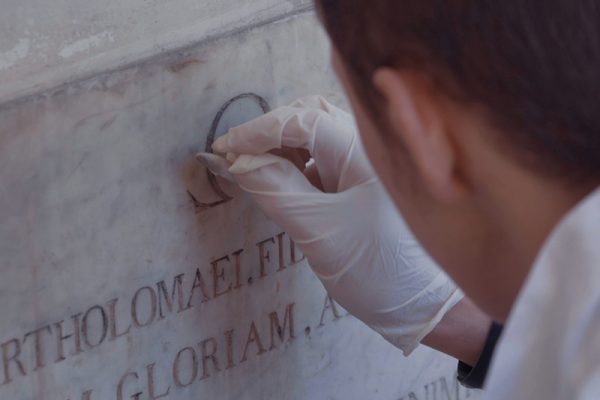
[372,67,466,202]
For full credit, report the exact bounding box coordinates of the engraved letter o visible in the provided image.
[131,286,158,328]
[172,347,198,388]
[82,305,109,348]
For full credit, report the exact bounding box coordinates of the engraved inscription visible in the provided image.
[0,227,463,400]
[397,376,477,400]
[0,232,314,399]
[112,302,302,400]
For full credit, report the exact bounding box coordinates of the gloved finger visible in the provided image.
[196,152,235,182]
[212,106,320,155]
[230,153,321,195]
[288,95,355,128]
[213,97,365,192]
[228,153,356,242]
[213,97,356,159]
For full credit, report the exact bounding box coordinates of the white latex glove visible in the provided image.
[198,96,463,355]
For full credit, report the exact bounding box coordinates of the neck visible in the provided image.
[478,164,596,321]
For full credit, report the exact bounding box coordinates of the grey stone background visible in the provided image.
[0,3,482,399]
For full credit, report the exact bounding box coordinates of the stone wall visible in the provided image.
[0,3,482,399]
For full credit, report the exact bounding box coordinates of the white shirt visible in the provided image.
[484,187,600,399]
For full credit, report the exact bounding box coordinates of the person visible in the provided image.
[197,1,600,398]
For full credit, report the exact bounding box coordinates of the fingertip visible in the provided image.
[195,152,210,163]
[195,152,236,182]
[226,152,238,163]
[212,135,229,154]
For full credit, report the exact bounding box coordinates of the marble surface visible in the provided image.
[0,0,311,104]
[0,12,482,400]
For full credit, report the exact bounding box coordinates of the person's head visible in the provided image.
[316,0,600,320]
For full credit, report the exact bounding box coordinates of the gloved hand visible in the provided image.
[197,96,463,355]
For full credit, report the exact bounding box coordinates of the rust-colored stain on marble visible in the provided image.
[167,59,204,74]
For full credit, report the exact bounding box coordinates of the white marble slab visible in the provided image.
[0,0,312,104]
[0,12,482,400]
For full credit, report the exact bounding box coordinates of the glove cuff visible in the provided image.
[401,288,465,356]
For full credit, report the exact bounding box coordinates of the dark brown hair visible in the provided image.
[318,0,600,182]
